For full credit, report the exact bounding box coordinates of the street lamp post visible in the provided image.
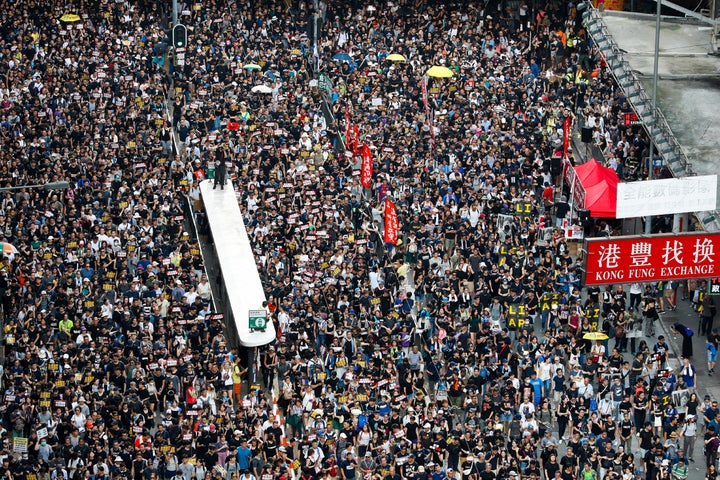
[646,0,661,235]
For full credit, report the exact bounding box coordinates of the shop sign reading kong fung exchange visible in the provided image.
[583,233,719,285]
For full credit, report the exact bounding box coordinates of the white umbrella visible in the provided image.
[251,85,272,94]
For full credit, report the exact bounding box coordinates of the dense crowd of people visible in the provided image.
[0,3,717,480]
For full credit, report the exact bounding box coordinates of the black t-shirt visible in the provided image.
[545,462,560,479]
[555,202,570,219]
[401,462,418,479]
[480,470,495,480]
[630,359,643,379]
[663,423,679,439]
[639,429,653,450]
[405,422,419,442]
[526,465,542,478]
[599,447,615,468]
[653,342,667,360]
[620,420,634,438]
[605,421,617,439]
[567,441,582,458]
[341,460,356,479]
[561,454,578,471]
[583,362,598,378]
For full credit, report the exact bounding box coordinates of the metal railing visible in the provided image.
[571,114,607,165]
[160,21,218,315]
[183,194,217,313]
[583,2,720,232]
[585,15,690,173]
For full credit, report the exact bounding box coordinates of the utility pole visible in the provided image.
[172,0,178,26]
[646,0,661,235]
[312,0,320,73]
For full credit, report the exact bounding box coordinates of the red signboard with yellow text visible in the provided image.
[583,233,719,285]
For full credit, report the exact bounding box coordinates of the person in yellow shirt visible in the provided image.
[58,317,74,342]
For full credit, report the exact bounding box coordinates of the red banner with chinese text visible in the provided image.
[563,117,571,158]
[384,198,399,245]
[345,111,351,144]
[583,233,720,285]
[360,144,373,189]
[421,76,429,114]
[352,125,359,157]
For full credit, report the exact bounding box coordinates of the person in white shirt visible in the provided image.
[183,286,198,305]
[521,414,539,434]
[681,414,697,461]
[75,328,92,346]
[537,357,553,393]
[70,407,86,430]
[197,276,212,300]
[598,395,614,417]
[578,377,594,399]
[301,385,316,411]
[369,267,381,290]
[629,283,643,311]
[590,341,606,362]
[519,398,535,420]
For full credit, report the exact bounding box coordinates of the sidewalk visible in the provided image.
[630,286,714,479]
[402,271,712,477]
[658,287,720,401]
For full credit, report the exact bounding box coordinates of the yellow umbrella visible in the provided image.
[583,332,609,341]
[426,65,454,78]
[290,49,302,55]
[386,53,406,62]
[60,13,81,22]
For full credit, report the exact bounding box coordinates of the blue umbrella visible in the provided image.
[333,53,352,62]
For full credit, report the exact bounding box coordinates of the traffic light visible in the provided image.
[172,24,187,48]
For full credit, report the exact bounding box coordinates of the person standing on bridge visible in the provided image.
[213,146,227,190]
